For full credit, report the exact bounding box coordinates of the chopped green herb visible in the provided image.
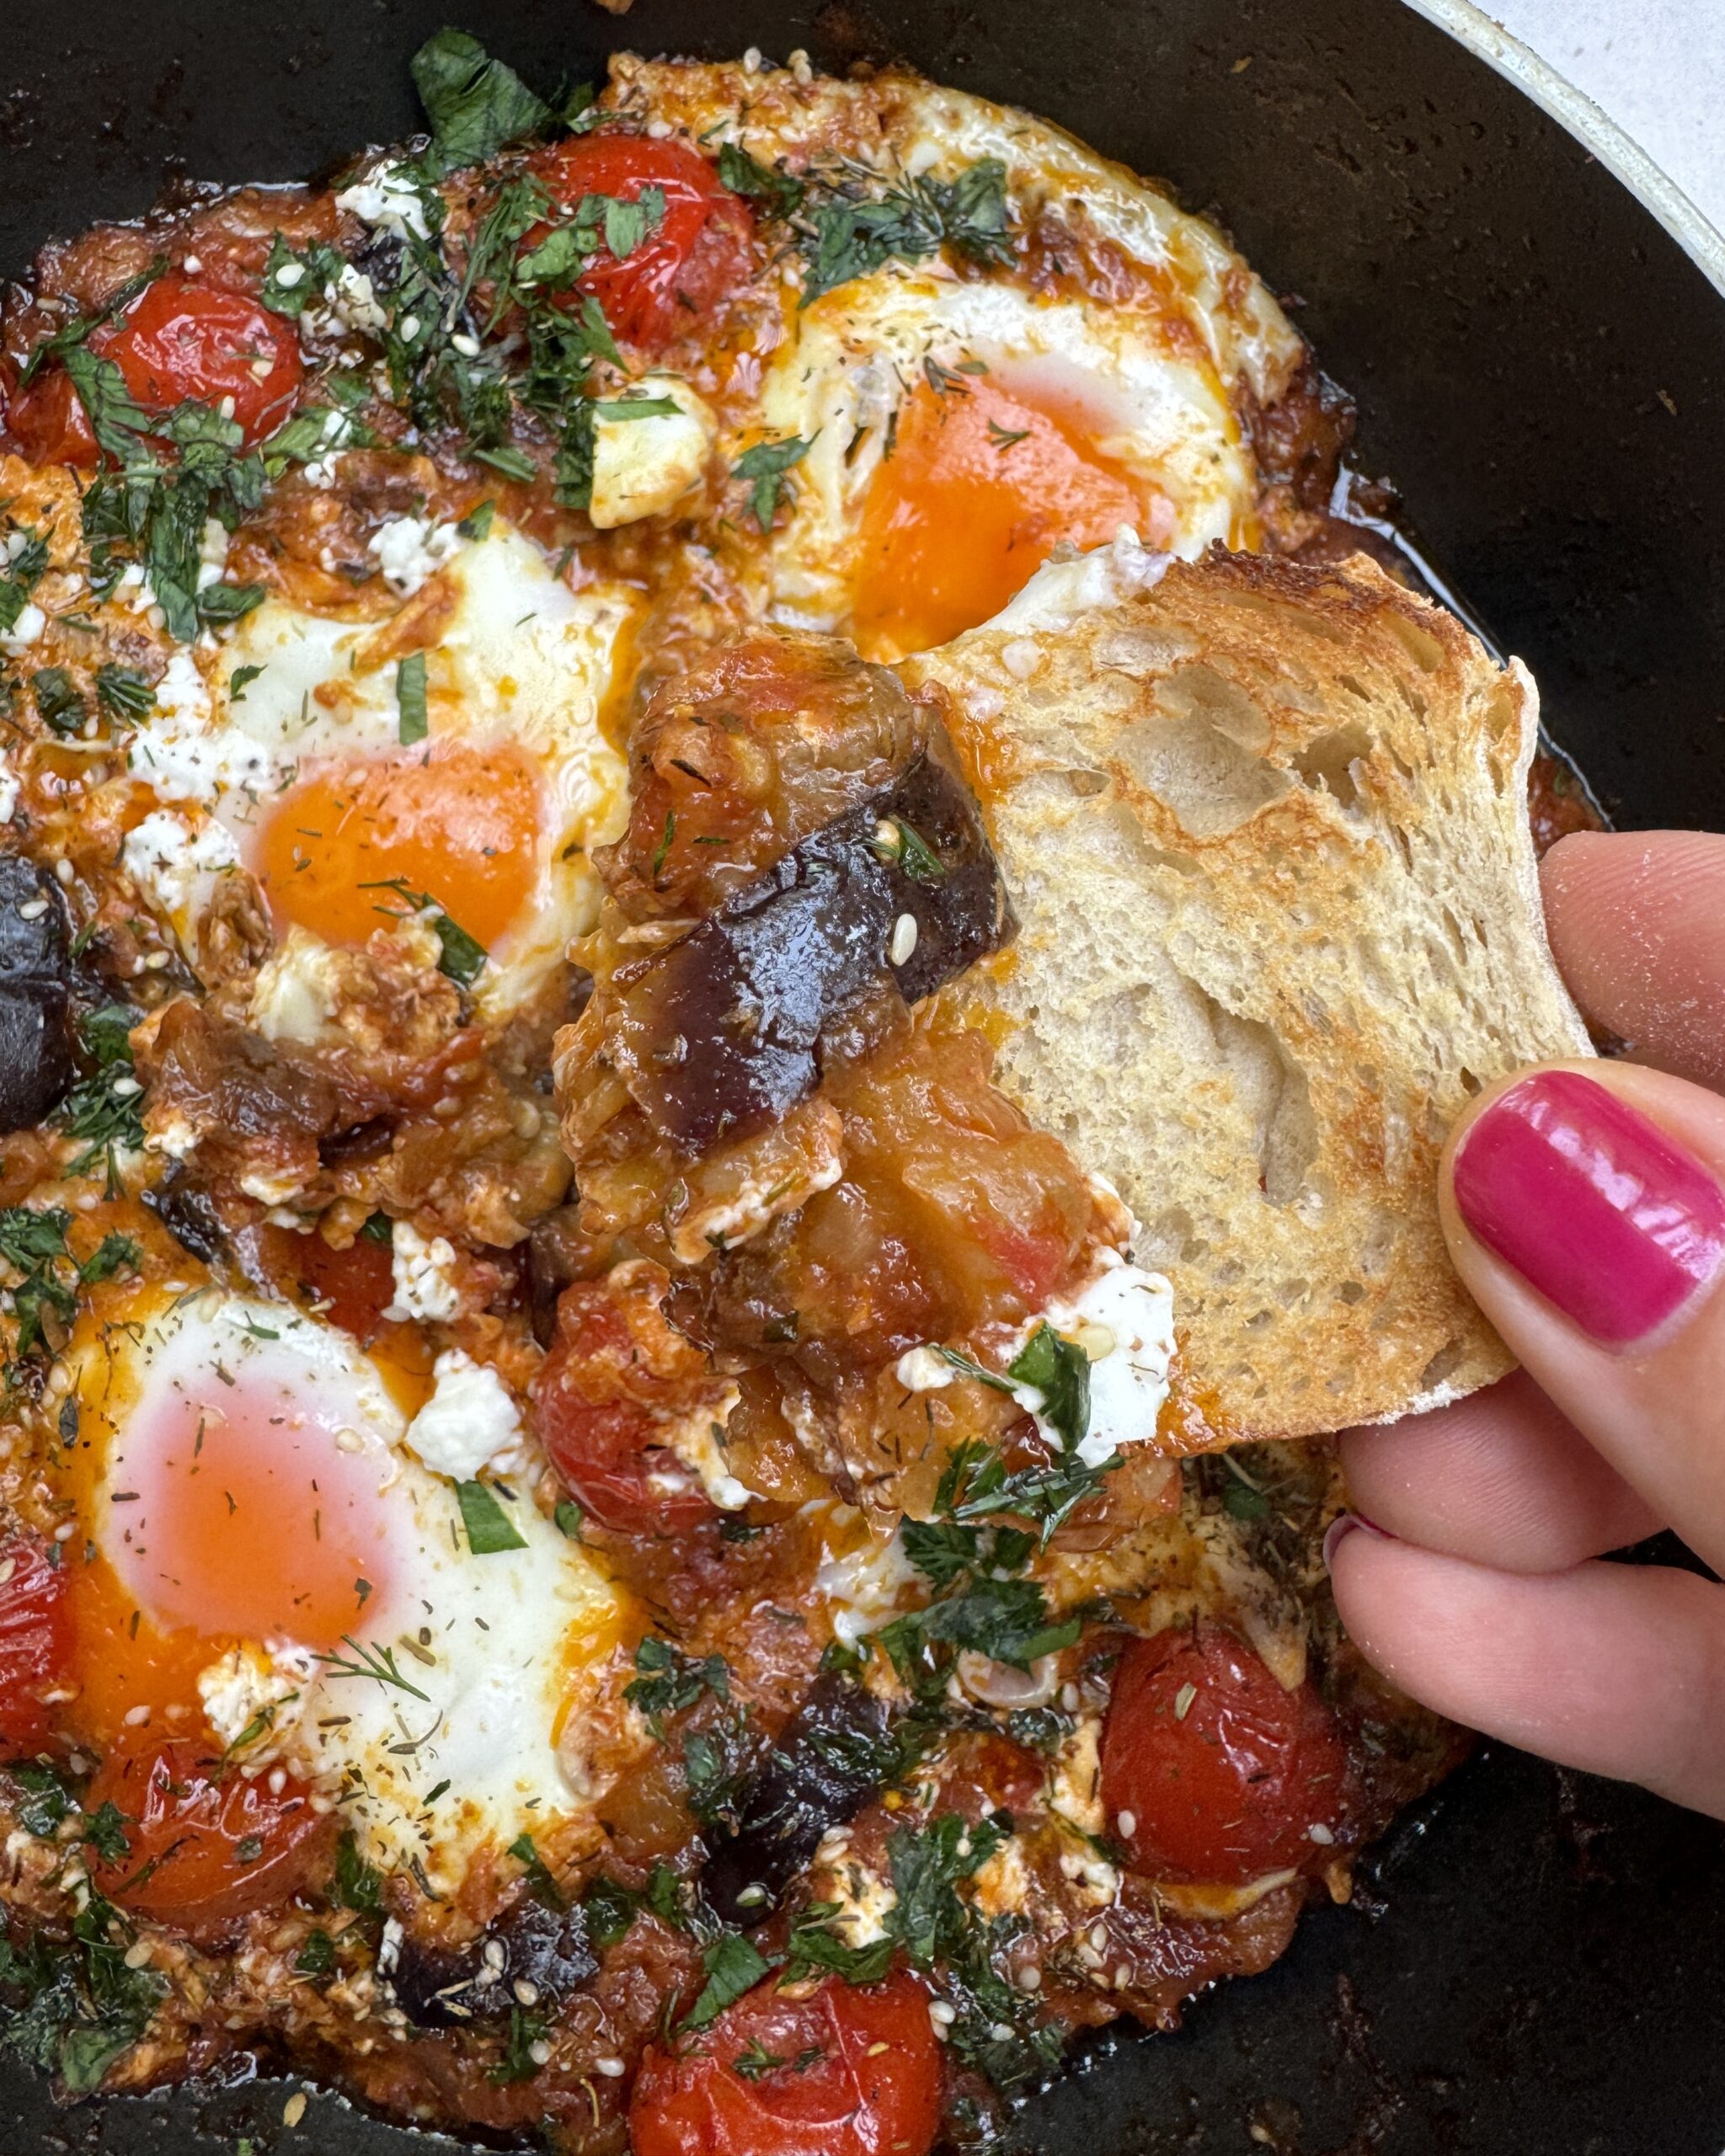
[1006,1322,1091,1455]
[869,815,945,883]
[397,649,429,745]
[553,1499,584,1541]
[682,1931,772,2031]
[457,1479,527,1555]
[457,498,496,541]
[360,1210,394,1245]
[80,1802,131,1865]
[334,1831,384,1913]
[227,664,264,702]
[624,1636,729,1732]
[11,1763,73,1838]
[31,668,86,738]
[581,1875,638,1951]
[507,1831,564,1909]
[799,159,1012,304]
[93,664,153,721]
[314,1636,431,1703]
[411,28,554,173]
[731,434,813,531]
[294,1929,336,1978]
[780,1901,894,1987]
[718,141,806,215]
[489,2002,550,2084]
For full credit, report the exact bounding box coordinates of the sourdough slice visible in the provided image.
[902,541,1593,1439]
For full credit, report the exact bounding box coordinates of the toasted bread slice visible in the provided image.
[903,541,1592,1439]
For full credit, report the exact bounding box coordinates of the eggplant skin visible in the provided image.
[613,752,1015,1156]
[702,1674,895,1927]
[383,1896,598,2030]
[0,853,74,1134]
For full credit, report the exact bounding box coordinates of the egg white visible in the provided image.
[77,1287,621,1893]
[123,515,636,1016]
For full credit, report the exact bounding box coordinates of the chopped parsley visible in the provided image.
[681,1930,772,2031]
[457,1478,527,1555]
[624,1636,729,1733]
[294,1929,337,1978]
[411,28,555,173]
[31,668,86,737]
[400,648,439,742]
[718,141,806,215]
[507,1831,564,1910]
[489,2003,550,2084]
[798,159,1012,303]
[333,1831,384,1914]
[731,435,813,531]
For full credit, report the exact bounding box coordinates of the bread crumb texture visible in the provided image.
[906,548,1593,1439]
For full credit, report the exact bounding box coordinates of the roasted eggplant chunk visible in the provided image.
[383,1894,598,2030]
[0,853,73,1132]
[610,753,1014,1155]
[702,1674,895,1925]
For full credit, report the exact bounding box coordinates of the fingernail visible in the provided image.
[1322,1513,1384,1571]
[1451,1071,1725,1346]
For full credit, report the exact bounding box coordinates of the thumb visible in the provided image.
[1435,1059,1725,1570]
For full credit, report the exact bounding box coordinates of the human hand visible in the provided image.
[1327,829,1725,1818]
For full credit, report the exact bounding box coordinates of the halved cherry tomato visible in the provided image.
[630,1969,943,2156]
[0,1532,71,1754]
[532,1265,717,1535]
[1100,1624,1348,1886]
[526,134,755,352]
[3,366,98,467]
[6,274,303,468]
[83,1737,329,1928]
[102,274,303,443]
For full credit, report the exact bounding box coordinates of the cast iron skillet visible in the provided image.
[5,3,1725,2151]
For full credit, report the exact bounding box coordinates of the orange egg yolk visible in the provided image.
[256,740,542,953]
[67,1350,403,1746]
[850,373,1168,659]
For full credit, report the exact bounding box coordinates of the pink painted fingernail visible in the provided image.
[1451,1071,1725,1346]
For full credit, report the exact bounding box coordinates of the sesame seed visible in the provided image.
[528,2039,553,2066]
[334,1428,366,1454]
[1017,1964,1043,1990]
[1087,1922,1108,1951]
[927,2000,956,2027]
[735,1883,768,1907]
[144,949,173,969]
[282,2091,307,2127]
[123,1939,153,1969]
[1115,1810,1136,1838]
[513,1978,540,2005]
[275,262,305,288]
[218,394,237,420]
[1306,1821,1335,1844]
[182,254,203,274]
[594,2056,627,2078]
[53,1522,77,1541]
[400,314,421,341]
[451,333,482,358]
[888,912,918,967]
[483,1938,507,1972]
[16,898,47,921]
[53,859,74,885]
[867,2041,890,2056]
[1060,1682,1081,1711]
[123,1703,152,1726]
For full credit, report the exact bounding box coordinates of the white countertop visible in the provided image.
[1487,0,1725,231]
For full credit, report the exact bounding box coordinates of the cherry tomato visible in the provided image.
[1100,1625,1348,1885]
[101,274,304,444]
[6,274,303,468]
[275,1225,398,1345]
[526,134,755,352]
[532,1267,717,1536]
[0,1532,71,1754]
[631,1969,943,2156]
[83,1737,329,1927]
[3,366,98,467]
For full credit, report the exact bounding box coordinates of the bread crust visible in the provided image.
[905,545,1593,1440]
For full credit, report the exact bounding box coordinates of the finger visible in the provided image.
[1439,1059,1725,1576]
[1541,830,1725,1091]
[1327,1527,1725,1819]
[1338,1369,1661,1572]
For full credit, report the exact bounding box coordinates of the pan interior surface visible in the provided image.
[3,3,1724,2153]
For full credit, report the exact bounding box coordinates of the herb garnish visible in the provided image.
[624,1636,729,1734]
[731,435,813,529]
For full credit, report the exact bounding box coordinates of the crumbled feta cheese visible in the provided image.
[128,649,275,805]
[248,926,341,1043]
[0,602,46,654]
[121,808,240,937]
[658,1387,755,1510]
[387,1221,463,1323]
[587,377,717,531]
[1049,1715,1120,1906]
[335,163,433,240]
[814,1521,919,1646]
[1017,1256,1176,1466]
[814,1857,898,1945]
[669,1145,843,1266]
[0,753,17,826]
[195,516,230,591]
[197,1641,316,1755]
[403,1349,525,1481]
[324,263,389,336]
[368,515,462,596]
[894,1343,954,1391]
